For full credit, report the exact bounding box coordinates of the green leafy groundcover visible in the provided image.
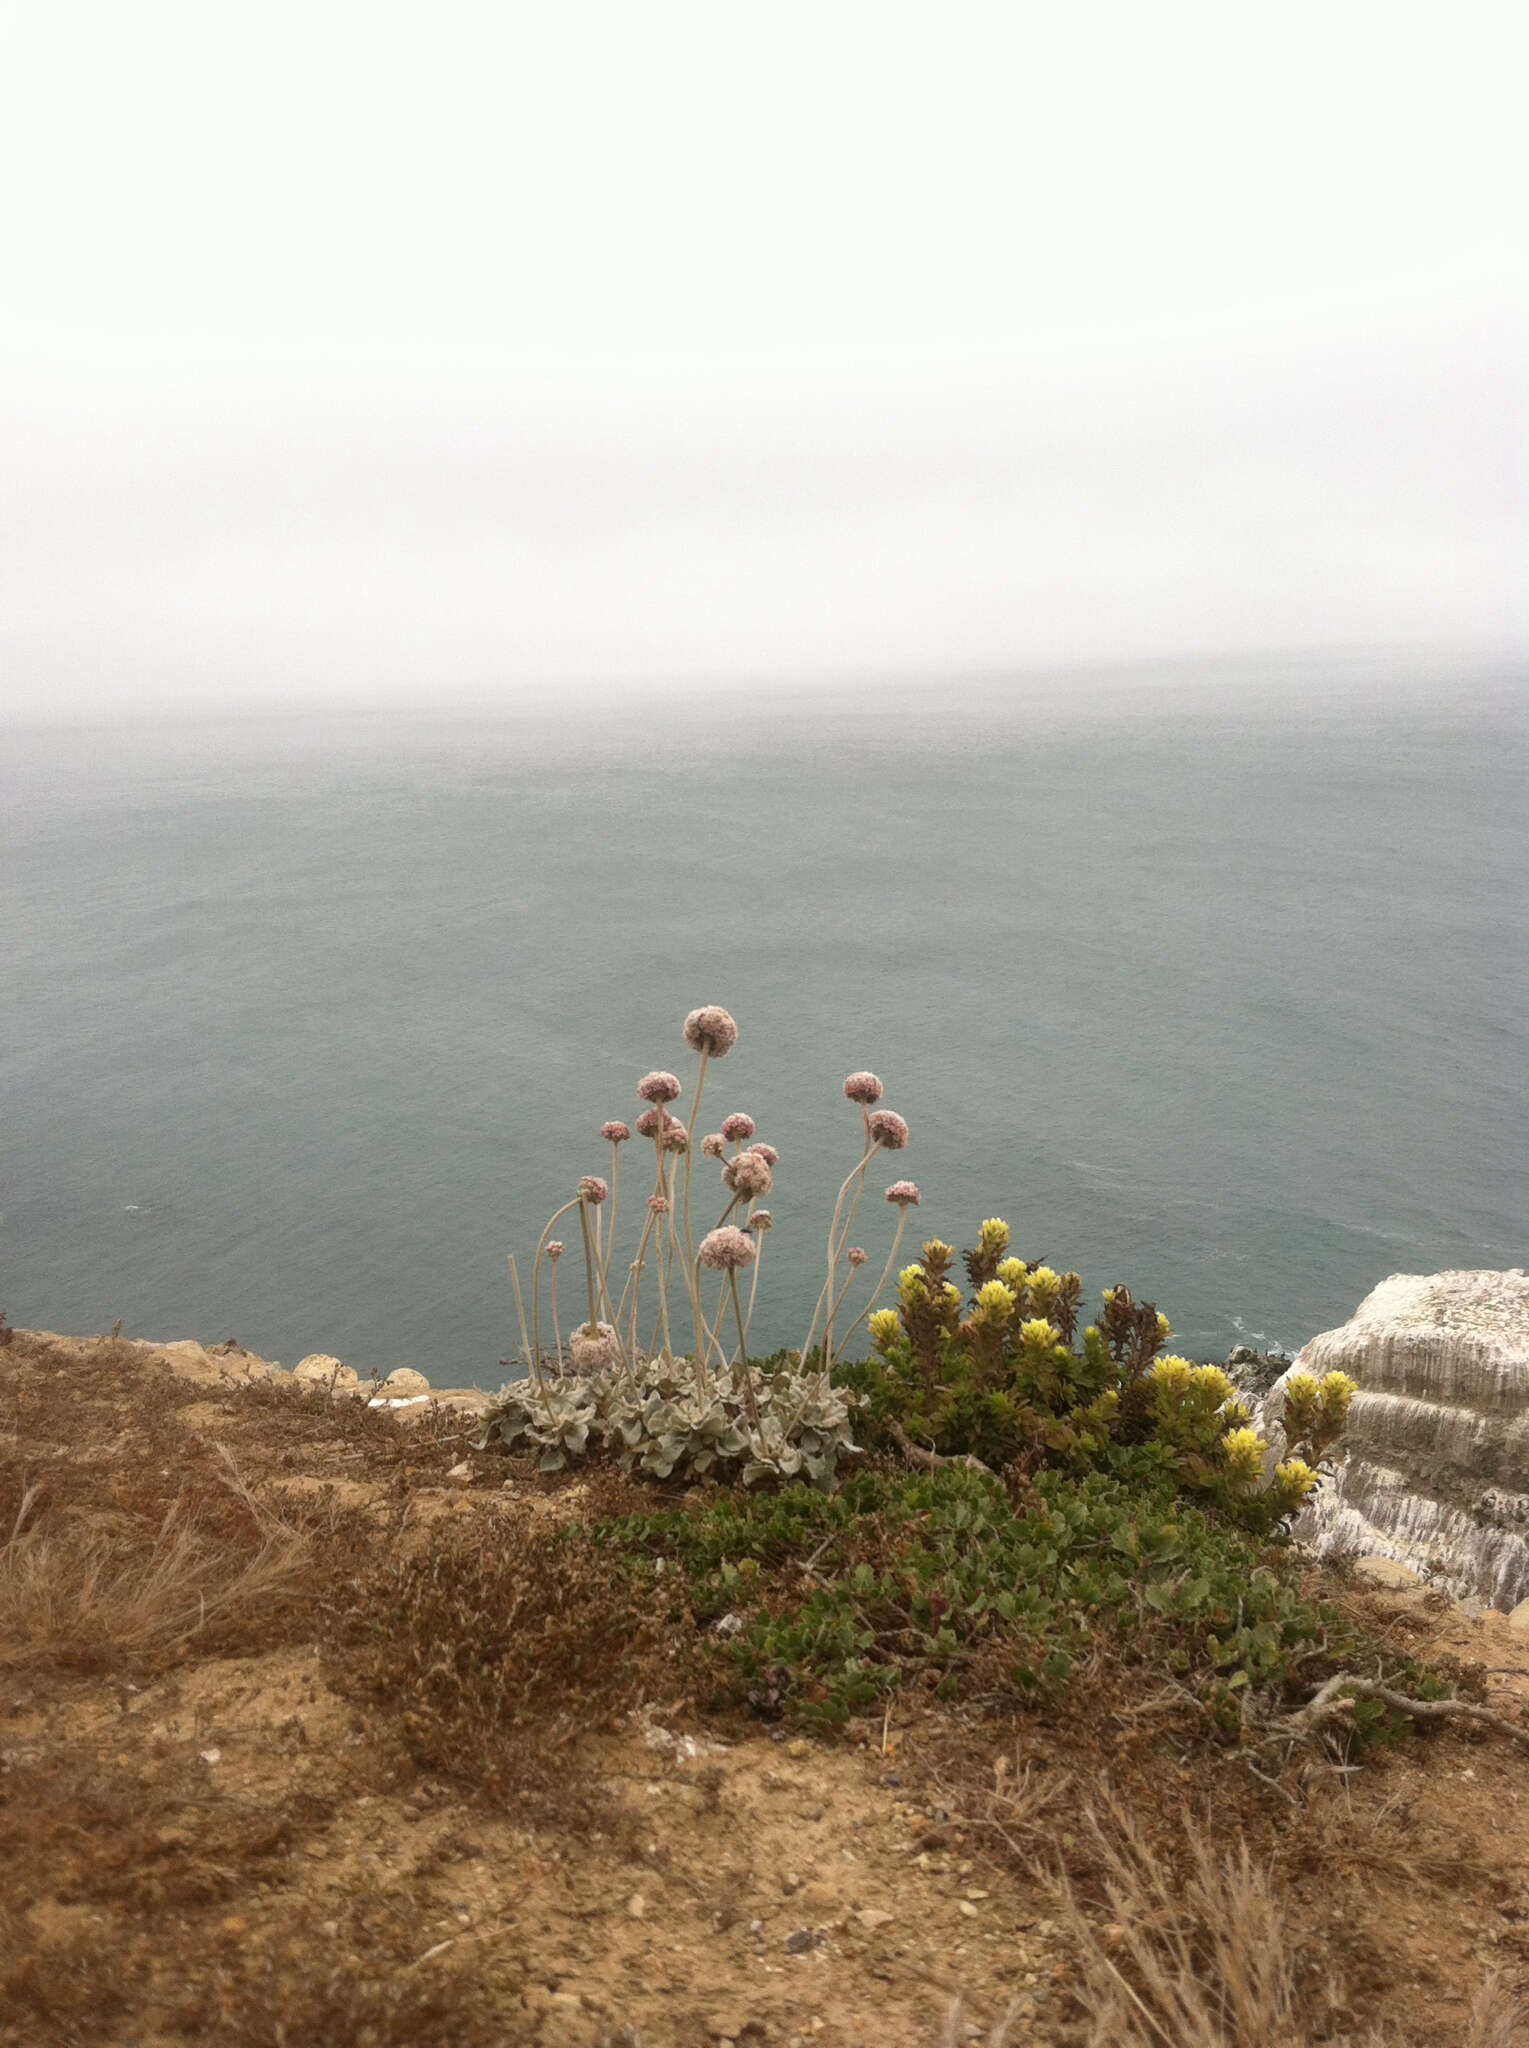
[601,1459,1441,1735]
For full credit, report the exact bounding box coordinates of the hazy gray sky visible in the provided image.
[1,1,1524,712]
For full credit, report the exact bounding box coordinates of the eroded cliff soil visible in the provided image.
[4,1328,1529,2046]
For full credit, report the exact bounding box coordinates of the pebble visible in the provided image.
[785,1928,816,1954]
[627,1893,648,1918]
[959,1900,980,1918]
[857,1907,895,1931]
[445,1461,473,1485]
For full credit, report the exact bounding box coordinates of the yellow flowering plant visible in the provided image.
[840,1225,1352,1531]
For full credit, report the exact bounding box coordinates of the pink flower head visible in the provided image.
[885,1179,922,1206]
[661,1121,689,1154]
[568,1321,620,1372]
[700,1132,727,1160]
[637,1070,683,1104]
[747,1209,773,1232]
[647,1193,670,1215]
[545,1241,564,1259]
[698,1224,755,1271]
[683,1006,738,1058]
[578,1175,609,1205]
[600,1120,632,1144]
[722,1149,772,1198]
[752,1142,779,1166]
[720,1112,756,1142]
[843,1071,884,1106]
[634,1106,668,1139]
[847,1247,868,1267]
[868,1109,909,1151]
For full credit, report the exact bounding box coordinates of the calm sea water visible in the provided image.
[4,659,1526,1383]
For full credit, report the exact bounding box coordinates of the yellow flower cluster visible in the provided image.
[1320,1370,1357,1412]
[1147,1354,1195,1398]
[1191,1364,1234,1406]
[978,1218,1011,1254]
[868,1308,902,1351]
[1222,1426,1267,1486]
[1020,1316,1058,1348]
[996,1257,1028,1289]
[1274,1458,1318,1499]
[974,1279,1016,1324]
[1027,1266,1060,1305]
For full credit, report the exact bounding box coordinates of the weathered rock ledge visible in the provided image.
[1282,1269,1529,1610]
[12,1330,493,1419]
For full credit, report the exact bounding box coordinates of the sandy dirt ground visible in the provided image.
[5,1329,1529,2045]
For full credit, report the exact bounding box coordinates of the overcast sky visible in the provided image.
[1,1,1525,715]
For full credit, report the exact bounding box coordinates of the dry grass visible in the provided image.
[1,1465,310,1675]
[1046,1798,1528,2048]
[324,1516,682,1812]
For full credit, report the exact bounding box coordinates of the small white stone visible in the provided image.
[382,1368,432,1396]
[445,1461,473,1486]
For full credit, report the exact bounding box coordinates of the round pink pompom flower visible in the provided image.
[847,1247,867,1267]
[661,1121,689,1154]
[700,1132,727,1160]
[747,1210,773,1233]
[752,1142,779,1166]
[698,1225,755,1272]
[683,1006,738,1058]
[545,1241,564,1259]
[647,1194,670,1216]
[578,1176,609,1205]
[868,1109,909,1151]
[568,1321,620,1372]
[723,1150,772,1198]
[600,1120,631,1144]
[843,1071,883,1106]
[884,1179,921,1206]
[637,1070,683,1104]
[720,1112,756,1142]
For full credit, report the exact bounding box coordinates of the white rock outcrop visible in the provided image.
[1283,1270,1529,1610]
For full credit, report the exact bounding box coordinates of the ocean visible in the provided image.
[4,656,1526,1385]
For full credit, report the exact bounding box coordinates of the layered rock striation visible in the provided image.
[1282,1270,1529,1610]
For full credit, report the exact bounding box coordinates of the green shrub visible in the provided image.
[601,1461,1408,1734]
[838,1220,1353,1532]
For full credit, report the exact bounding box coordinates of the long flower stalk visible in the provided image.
[506,1255,536,1387]
[678,1050,710,1360]
[728,1270,759,1425]
[827,1209,912,1369]
[801,1137,882,1362]
[530,1196,581,1391]
[577,1198,601,1341]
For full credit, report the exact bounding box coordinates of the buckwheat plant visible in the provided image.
[496,1004,892,1486]
[800,1076,914,1377]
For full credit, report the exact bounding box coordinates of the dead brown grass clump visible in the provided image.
[1,1477,310,1676]
[1047,1799,1529,2048]
[325,1518,684,1811]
